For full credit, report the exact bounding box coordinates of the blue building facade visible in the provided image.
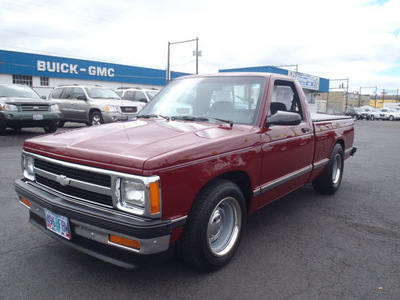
[0,49,187,88]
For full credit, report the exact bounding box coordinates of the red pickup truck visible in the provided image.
[15,73,356,271]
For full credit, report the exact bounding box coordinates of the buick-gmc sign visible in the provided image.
[37,60,115,77]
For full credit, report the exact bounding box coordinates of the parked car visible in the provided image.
[0,84,61,135]
[48,85,146,127]
[345,107,362,120]
[115,87,158,103]
[379,108,400,121]
[360,106,381,120]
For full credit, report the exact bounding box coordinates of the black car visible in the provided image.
[345,107,362,120]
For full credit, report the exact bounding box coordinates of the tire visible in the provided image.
[370,115,374,121]
[353,115,358,120]
[389,115,394,121]
[0,123,6,135]
[312,143,344,194]
[58,120,65,128]
[178,178,246,271]
[89,111,104,126]
[44,122,58,133]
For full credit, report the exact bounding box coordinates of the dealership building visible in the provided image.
[0,49,188,97]
[1,49,330,112]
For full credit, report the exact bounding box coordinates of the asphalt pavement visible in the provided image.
[1,120,399,299]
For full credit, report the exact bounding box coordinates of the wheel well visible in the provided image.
[89,109,101,117]
[336,139,345,151]
[217,171,252,213]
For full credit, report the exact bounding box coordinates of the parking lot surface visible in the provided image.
[1,120,400,299]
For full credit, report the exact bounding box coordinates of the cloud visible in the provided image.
[1,0,400,92]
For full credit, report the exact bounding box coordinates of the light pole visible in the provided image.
[166,37,200,83]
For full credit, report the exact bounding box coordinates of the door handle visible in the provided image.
[301,127,310,133]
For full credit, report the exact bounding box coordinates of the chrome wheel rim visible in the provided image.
[207,197,242,257]
[332,153,343,184]
[92,115,101,126]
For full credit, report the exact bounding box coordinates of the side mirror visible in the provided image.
[266,111,302,127]
[77,95,87,100]
[139,98,148,103]
[41,95,47,99]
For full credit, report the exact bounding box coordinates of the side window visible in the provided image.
[50,88,64,99]
[71,87,85,99]
[134,91,146,101]
[123,91,135,100]
[269,80,304,120]
[60,87,74,99]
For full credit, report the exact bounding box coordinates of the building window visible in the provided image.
[13,75,32,86]
[40,77,49,86]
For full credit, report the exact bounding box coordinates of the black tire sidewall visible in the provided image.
[179,179,246,271]
[89,111,103,126]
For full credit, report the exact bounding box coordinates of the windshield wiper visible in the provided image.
[171,115,233,127]
[137,114,170,120]
[170,115,208,122]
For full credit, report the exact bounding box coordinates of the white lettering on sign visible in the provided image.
[37,60,115,77]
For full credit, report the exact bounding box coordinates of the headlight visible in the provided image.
[1,104,18,111]
[49,104,60,112]
[22,154,35,181]
[116,176,161,217]
[104,105,118,112]
[121,179,145,208]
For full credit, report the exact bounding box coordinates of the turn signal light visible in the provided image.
[149,182,160,214]
[109,235,140,250]
[19,197,31,208]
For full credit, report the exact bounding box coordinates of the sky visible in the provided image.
[1,0,400,94]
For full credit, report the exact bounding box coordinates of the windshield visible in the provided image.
[0,85,40,98]
[85,87,121,99]
[138,76,266,126]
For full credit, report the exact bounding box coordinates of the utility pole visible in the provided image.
[166,37,200,84]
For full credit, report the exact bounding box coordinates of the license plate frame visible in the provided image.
[44,209,71,240]
[33,114,44,121]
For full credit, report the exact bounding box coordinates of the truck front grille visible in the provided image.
[35,159,111,187]
[33,158,114,208]
[36,174,113,206]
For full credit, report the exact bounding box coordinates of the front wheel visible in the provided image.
[89,111,104,126]
[178,179,246,271]
[44,122,58,133]
[312,143,344,194]
[389,115,394,121]
[370,115,374,121]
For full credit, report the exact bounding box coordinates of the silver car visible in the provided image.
[49,85,146,127]
[379,108,400,121]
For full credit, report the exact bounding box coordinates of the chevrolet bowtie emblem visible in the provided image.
[56,175,70,186]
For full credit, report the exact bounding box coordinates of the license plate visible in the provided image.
[33,114,44,120]
[45,209,71,240]
[128,115,136,120]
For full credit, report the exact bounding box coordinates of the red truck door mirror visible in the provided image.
[266,111,301,127]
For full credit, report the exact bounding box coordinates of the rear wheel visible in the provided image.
[312,143,344,194]
[178,178,246,271]
[89,111,103,126]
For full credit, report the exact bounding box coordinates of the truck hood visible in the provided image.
[24,120,258,174]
